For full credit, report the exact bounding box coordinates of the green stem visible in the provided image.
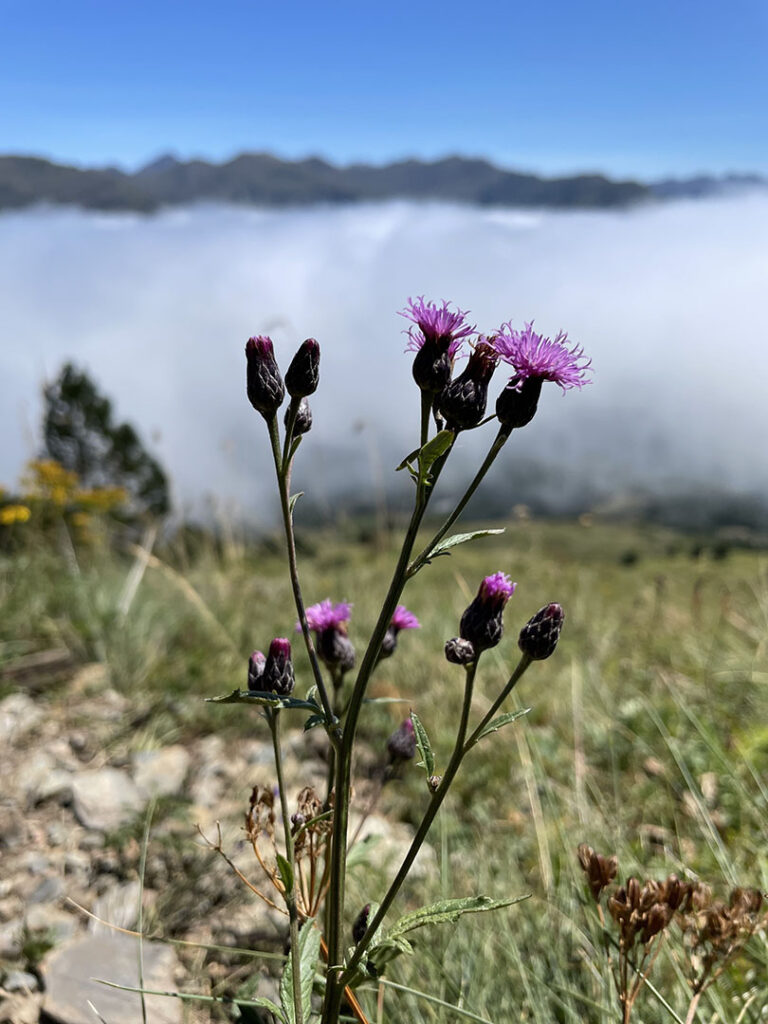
[420,390,432,447]
[340,663,478,986]
[407,425,510,578]
[269,709,304,1024]
[282,396,301,468]
[463,654,533,753]
[266,414,336,733]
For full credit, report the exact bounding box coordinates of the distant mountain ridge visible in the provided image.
[0,152,764,213]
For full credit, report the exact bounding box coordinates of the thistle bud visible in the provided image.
[438,341,498,430]
[247,650,266,690]
[246,336,285,417]
[518,603,564,660]
[263,638,295,696]
[352,903,371,945]
[378,605,420,661]
[287,397,313,436]
[444,637,475,665]
[285,338,320,398]
[386,718,416,763]
[495,376,543,431]
[459,572,516,653]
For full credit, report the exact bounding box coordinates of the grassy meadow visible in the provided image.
[1,513,767,1023]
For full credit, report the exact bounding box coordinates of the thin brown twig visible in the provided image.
[196,824,287,915]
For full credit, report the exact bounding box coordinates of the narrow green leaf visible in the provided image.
[206,689,321,712]
[303,713,325,732]
[276,853,293,896]
[288,436,303,464]
[249,997,286,1019]
[430,528,505,558]
[395,445,422,472]
[418,430,454,479]
[409,712,434,778]
[474,708,531,742]
[362,696,411,705]
[280,921,321,1024]
[288,491,304,516]
[388,894,530,939]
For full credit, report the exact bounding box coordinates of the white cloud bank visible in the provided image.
[1,195,767,522]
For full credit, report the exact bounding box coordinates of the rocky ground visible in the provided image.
[0,669,428,1023]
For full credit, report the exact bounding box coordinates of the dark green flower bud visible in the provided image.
[246,336,285,417]
[495,376,543,431]
[285,338,320,398]
[518,603,564,660]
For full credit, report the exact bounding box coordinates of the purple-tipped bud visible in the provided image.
[460,572,517,653]
[247,650,266,690]
[438,341,498,431]
[386,718,417,763]
[263,637,295,695]
[303,599,355,675]
[285,338,320,398]
[518,603,564,660]
[444,636,476,665]
[352,903,371,945]
[286,397,313,436]
[495,376,543,431]
[246,336,285,418]
[379,605,420,661]
[401,298,475,394]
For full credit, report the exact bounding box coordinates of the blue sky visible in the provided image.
[1,0,767,178]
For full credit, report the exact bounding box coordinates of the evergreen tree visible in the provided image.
[43,363,170,517]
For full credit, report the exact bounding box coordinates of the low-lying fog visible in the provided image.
[2,195,767,524]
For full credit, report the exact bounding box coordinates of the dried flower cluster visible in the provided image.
[577,844,768,1023]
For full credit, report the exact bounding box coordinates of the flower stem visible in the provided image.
[407,425,510,578]
[266,414,336,734]
[463,654,532,753]
[268,709,304,1024]
[340,662,479,986]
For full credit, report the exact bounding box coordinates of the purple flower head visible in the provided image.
[301,599,352,634]
[479,572,517,610]
[459,572,517,653]
[400,297,475,358]
[263,637,294,696]
[519,602,565,661]
[245,335,285,417]
[391,605,420,632]
[494,322,592,393]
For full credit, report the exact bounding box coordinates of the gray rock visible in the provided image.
[0,992,43,1024]
[42,933,181,1024]
[0,918,23,958]
[90,881,141,935]
[132,745,190,800]
[28,875,65,904]
[0,693,44,745]
[2,970,38,993]
[25,904,78,944]
[71,768,145,832]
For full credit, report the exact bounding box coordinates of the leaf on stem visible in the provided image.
[417,430,454,483]
[429,528,505,559]
[288,491,304,516]
[473,708,531,743]
[387,894,530,939]
[206,689,322,712]
[276,852,294,895]
[409,712,435,778]
[280,919,321,1024]
[303,713,325,732]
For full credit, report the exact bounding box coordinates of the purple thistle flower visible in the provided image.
[301,599,352,633]
[399,297,475,357]
[247,649,266,690]
[301,599,355,675]
[263,637,294,696]
[379,604,420,661]
[391,605,420,631]
[493,322,592,393]
[460,572,517,653]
